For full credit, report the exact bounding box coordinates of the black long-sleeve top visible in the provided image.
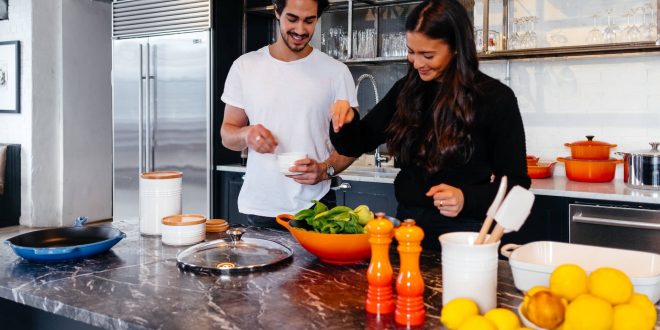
[331,72,531,220]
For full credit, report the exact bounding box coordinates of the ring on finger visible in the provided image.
[256,135,261,142]
[439,200,444,207]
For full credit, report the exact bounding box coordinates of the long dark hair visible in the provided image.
[386,0,479,173]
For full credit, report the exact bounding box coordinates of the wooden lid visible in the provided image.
[206,219,229,233]
[206,219,227,226]
[162,214,206,226]
[141,171,183,179]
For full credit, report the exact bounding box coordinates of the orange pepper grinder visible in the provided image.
[365,213,395,315]
[394,219,425,326]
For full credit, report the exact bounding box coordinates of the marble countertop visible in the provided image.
[216,164,660,205]
[0,220,526,330]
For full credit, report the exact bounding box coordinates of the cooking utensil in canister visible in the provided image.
[564,135,617,160]
[4,217,126,262]
[616,142,660,190]
[475,176,507,244]
[485,186,535,244]
[557,157,622,183]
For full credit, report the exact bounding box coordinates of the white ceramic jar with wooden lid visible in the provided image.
[161,214,206,246]
[139,171,183,236]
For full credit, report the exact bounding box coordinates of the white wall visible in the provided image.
[31,0,63,226]
[481,54,660,179]
[0,0,111,227]
[0,0,33,224]
[61,0,112,225]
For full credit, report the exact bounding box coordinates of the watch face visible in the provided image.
[327,165,335,176]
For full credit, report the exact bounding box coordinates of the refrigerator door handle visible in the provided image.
[145,42,152,173]
[148,44,156,172]
[138,43,145,174]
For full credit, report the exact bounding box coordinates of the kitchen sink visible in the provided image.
[342,165,400,177]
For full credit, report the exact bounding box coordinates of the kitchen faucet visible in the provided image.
[355,74,389,167]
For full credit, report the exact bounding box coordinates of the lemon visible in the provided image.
[587,267,633,305]
[563,294,613,330]
[484,308,521,330]
[457,315,497,330]
[522,286,550,312]
[612,304,649,330]
[550,264,588,301]
[440,298,480,330]
[523,290,566,329]
[628,293,657,329]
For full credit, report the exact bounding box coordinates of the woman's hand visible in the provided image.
[288,158,326,185]
[245,124,278,153]
[426,184,464,217]
[330,99,355,133]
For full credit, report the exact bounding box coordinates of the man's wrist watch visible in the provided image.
[325,163,335,179]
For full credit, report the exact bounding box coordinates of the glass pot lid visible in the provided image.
[176,229,293,275]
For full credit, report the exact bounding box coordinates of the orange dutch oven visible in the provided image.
[564,135,617,160]
[557,157,623,182]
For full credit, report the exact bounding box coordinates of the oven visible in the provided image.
[569,203,660,254]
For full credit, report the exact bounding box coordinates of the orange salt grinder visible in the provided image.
[365,213,395,315]
[394,219,425,326]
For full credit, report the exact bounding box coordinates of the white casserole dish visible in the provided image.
[501,241,660,303]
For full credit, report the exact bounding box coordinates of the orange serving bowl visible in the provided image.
[527,162,556,179]
[275,214,371,265]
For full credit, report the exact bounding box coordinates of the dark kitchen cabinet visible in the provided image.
[334,179,398,217]
[217,171,249,226]
[216,171,398,224]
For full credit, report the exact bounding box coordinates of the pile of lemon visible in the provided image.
[522,264,657,330]
[440,297,529,330]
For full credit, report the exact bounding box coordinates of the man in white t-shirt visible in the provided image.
[220,0,359,228]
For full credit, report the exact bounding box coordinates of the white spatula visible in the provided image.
[475,176,508,244]
[485,185,535,244]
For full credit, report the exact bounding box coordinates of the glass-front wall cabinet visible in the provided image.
[245,0,660,61]
[485,0,658,52]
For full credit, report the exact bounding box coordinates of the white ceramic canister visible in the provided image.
[139,171,183,236]
[439,232,501,312]
[161,214,206,246]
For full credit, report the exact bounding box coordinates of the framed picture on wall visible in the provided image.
[0,0,7,21]
[0,41,20,113]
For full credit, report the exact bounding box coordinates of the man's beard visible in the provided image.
[281,30,310,52]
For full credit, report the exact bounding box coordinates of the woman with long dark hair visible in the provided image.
[330,0,530,249]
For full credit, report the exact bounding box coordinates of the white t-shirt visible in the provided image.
[221,46,359,217]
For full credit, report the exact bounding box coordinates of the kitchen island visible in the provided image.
[2,220,658,330]
[0,219,527,330]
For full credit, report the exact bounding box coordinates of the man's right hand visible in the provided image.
[246,124,278,153]
[330,99,355,133]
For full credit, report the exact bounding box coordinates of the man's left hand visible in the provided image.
[287,158,326,185]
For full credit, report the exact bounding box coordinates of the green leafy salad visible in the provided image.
[293,200,375,234]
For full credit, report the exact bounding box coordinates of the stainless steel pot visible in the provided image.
[616,142,660,190]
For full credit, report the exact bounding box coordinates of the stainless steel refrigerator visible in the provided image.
[112,30,211,222]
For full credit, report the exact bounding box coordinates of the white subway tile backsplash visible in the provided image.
[504,53,660,179]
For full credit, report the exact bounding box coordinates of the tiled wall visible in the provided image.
[481,54,660,178]
[351,53,660,179]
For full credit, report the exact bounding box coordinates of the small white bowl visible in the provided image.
[276,152,307,175]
